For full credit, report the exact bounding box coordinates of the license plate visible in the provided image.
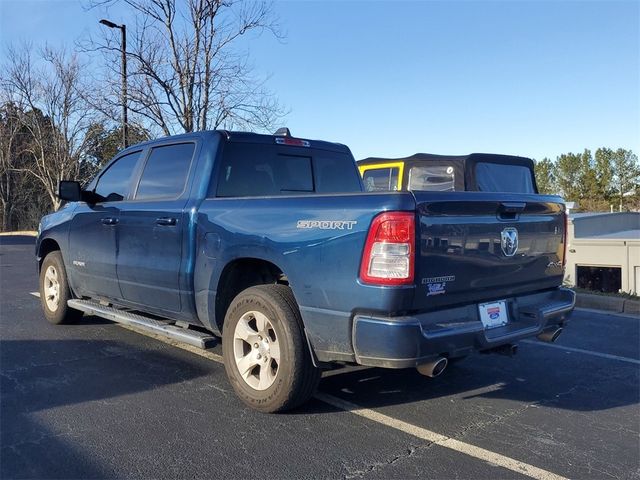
[479,300,509,329]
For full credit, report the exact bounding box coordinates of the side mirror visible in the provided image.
[58,181,82,202]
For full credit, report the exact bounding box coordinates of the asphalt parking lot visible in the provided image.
[1,236,639,480]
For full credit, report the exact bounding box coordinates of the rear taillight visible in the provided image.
[360,212,415,285]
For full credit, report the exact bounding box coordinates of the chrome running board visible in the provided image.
[67,299,217,349]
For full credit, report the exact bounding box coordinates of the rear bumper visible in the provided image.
[352,287,575,368]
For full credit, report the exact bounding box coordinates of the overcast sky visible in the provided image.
[1,0,638,161]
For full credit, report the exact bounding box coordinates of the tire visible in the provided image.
[222,284,320,413]
[39,251,83,325]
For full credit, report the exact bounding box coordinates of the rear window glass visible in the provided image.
[475,162,535,193]
[136,143,195,200]
[277,155,313,193]
[214,143,361,197]
[363,168,399,191]
[408,165,455,191]
[315,155,363,193]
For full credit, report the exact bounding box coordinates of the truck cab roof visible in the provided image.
[119,129,351,156]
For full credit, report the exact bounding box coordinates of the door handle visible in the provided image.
[101,217,118,226]
[156,217,177,226]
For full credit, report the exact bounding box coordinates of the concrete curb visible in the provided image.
[575,292,640,316]
[0,231,37,237]
[623,299,640,316]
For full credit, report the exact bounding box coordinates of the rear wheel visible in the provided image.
[39,251,83,325]
[222,284,320,413]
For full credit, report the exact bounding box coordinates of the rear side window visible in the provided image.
[315,155,362,193]
[215,143,361,197]
[408,165,455,192]
[135,143,195,200]
[94,151,141,202]
[363,168,399,191]
[475,162,535,193]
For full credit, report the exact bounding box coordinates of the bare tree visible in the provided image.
[0,102,24,230]
[87,0,285,135]
[2,44,97,211]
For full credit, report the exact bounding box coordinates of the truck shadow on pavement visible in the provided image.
[0,339,213,479]
[1,339,213,413]
[306,350,639,415]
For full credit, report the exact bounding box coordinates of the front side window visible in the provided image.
[135,143,195,200]
[94,151,142,202]
[408,165,455,192]
[363,167,399,191]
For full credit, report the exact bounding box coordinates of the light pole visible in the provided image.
[99,19,128,149]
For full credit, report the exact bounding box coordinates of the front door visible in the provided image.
[116,142,196,313]
[68,150,143,299]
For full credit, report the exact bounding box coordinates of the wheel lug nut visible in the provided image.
[253,343,259,348]
[258,336,263,341]
[256,353,262,359]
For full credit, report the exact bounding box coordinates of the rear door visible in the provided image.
[116,142,197,313]
[68,150,142,299]
[412,192,566,311]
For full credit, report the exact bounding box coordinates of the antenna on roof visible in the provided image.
[274,127,291,137]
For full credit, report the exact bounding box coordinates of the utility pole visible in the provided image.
[99,19,128,149]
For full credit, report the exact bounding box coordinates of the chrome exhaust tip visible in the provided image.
[505,344,518,356]
[537,327,563,343]
[417,357,448,378]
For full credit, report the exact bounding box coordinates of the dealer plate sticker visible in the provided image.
[478,300,509,329]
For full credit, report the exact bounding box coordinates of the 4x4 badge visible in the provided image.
[501,227,519,257]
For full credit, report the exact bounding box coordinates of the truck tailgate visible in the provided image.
[412,191,566,311]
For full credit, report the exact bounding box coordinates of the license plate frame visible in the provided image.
[478,300,509,329]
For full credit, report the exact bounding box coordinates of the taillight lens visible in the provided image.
[360,212,415,285]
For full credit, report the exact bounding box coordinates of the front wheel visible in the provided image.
[222,284,320,413]
[39,251,83,325]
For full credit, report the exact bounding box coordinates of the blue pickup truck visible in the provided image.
[36,129,575,412]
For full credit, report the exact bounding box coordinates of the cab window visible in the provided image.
[135,143,195,200]
[214,142,361,197]
[93,151,142,202]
